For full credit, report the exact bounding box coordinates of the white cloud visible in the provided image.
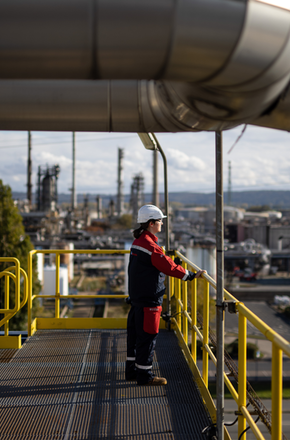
[0,126,290,195]
[166,148,207,171]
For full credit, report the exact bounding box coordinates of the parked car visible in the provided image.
[234,267,257,281]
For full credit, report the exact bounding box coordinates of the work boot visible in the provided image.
[125,360,137,381]
[146,376,167,386]
[125,372,137,381]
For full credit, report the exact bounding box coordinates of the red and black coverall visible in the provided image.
[126,230,189,384]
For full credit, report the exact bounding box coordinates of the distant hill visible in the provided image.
[13,190,290,209]
[162,191,290,208]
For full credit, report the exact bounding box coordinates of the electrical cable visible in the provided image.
[0,134,137,149]
[162,311,182,322]
[224,417,238,427]
[224,402,250,427]
[238,415,260,440]
[195,311,290,439]
[227,124,247,154]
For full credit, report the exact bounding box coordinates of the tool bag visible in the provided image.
[143,306,162,334]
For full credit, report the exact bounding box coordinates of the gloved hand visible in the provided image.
[185,270,207,281]
[174,257,182,265]
[185,271,196,281]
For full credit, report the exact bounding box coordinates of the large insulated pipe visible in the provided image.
[0,0,247,81]
[0,80,166,132]
[2,75,290,132]
[0,0,290,131]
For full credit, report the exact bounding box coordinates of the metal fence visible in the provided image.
[172,250,290,440]
[1,248,290,439]
[0,257,27,348]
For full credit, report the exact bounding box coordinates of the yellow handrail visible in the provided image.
[0,258,28,348]
[27,249,131,335]
[25,247,290,439]
[172,250,289,440]
[0,258,21,320]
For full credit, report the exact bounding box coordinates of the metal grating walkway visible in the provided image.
[0,329,212,439]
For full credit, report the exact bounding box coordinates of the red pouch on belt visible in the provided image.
[143,306,162,334]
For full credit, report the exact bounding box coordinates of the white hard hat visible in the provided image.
[137,205,167,223]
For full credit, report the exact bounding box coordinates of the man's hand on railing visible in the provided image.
[185,270,207,281]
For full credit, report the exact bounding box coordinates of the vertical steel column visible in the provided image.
[117,148,124,216]
[150,134,171,317]
[157,144,170,317]
[72,132,77,211]
[216,131,224,440]
[27,131,32,210]
[153,149,159,206]
[37,166,41,211]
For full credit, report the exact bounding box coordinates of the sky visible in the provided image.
[0,125,290,197]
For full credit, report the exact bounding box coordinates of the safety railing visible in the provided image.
[0,257,28,349]
[171,250,290,440]
[25,247,289,439]
[27,249,165,336]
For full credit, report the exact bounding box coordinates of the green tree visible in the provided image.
[0,180,41,330]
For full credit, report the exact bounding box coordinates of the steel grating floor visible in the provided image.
[0,329,212,439]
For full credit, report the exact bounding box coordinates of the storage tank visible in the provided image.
[36,253,44,286]
[53,242,74,282]
[186,246,216,281]
[42,265,69,296]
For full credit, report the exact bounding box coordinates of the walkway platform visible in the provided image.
[0,329,212,439]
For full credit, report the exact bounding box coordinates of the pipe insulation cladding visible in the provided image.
[0,0,290,132]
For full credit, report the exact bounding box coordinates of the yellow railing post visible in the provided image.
[4,274,10,336]
[14,259,20,313]
[55,252,61,318]
[170,256,175,300]
[0,258,22,348]
[203,278,209,387]
[176,277,181,329]
[27,251,34,336]
[191,276,197,361]
[238,311,247,438]
[183,263,188,345]
[272,343,282,440]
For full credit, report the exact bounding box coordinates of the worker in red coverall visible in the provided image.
[126,204,206,386]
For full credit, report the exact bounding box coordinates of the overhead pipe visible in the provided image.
[0,0,290,131]
[0,0,247,81]
[0,80,165,132]
[1,77,290,132]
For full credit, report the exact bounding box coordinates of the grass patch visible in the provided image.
[78,276,106,292]
[69,275,81,288]
[106,300,130,318]
[208,380,290,399]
